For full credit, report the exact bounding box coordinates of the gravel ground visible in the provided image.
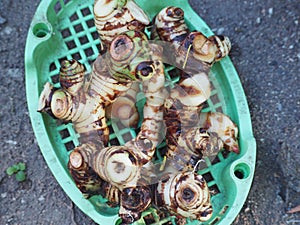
[0,0,299,225]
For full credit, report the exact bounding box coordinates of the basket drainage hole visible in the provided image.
[234,163,250,179]
[33,23,50,38]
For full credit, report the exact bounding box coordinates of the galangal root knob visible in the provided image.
[155,171,213,222]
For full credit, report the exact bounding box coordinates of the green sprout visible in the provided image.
[6,162,27,182]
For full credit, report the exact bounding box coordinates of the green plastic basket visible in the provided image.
[25,0,256,224]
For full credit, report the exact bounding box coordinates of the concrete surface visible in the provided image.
[0,0,299,224]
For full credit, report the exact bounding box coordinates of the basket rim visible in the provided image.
[25,0,256,224]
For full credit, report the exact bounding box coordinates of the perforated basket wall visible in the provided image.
[25,0,256,224]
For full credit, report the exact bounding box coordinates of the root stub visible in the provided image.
[69,151,83,169]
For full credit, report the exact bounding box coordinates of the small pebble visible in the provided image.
[5,140,17,145]
[3,26,13,35]
[268,8,273,16]
[0,15,6,25]
[1,192,7,198]
[245,207,251,213]
[38,196,45,201]
[256,17,261,24]
[7,68,21,78]
[217,27,225,34]
[276,103,282,111]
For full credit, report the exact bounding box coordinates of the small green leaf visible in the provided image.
[6,166,16,176]
[17,162,26,171]
[6,165,18,176]
[12,164,19,171]
[15,171,26,182]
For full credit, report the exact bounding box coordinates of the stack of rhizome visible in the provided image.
[37,0,240,224]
